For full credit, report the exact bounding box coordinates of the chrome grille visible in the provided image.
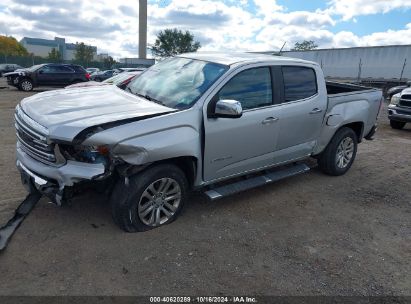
[399,95,411,108]
[15,107,56,164]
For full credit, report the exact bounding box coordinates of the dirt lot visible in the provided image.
[0,77,410,296]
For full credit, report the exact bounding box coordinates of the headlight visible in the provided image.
[60,145,109,165]
[390,94,401,105]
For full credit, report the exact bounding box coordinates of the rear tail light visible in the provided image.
[85,73,91,80]
[121,75,137,86]
[122,78,132,85]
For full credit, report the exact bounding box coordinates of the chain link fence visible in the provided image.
[0,55,151,70]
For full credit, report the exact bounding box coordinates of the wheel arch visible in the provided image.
[117,156,198,189]
[18,76,35,90]
[155,156,197,188]
[340,121,364,143]
[314,120,364,156]
[19,76,34,83]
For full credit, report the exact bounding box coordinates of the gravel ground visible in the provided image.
[0,78,410,296]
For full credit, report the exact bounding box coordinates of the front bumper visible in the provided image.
[388,105,411,123]
[16,144,106,205]
[7,76,19,86]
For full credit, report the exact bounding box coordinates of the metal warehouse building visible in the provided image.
[273,45,411,83]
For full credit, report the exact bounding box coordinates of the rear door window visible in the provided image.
[282,66,317,102]
[72,65,86,73]
[40,65,60,73]
[56,66,75,73]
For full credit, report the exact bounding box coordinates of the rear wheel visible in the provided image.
[390,120,406,130]
[110,164,189,232]
[19,78,33,91]
[318,127,358,176]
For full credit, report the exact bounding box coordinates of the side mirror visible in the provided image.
[213,99,242,118]
[38,70,44,74]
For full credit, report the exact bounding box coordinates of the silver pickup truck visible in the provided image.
[15,53,382,232]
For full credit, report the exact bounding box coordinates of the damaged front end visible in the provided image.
[15,105,115,205]
[16,143,113,205]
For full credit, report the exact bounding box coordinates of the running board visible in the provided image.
[204,163,310,200]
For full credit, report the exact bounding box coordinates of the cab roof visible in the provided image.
[177,52,315,66]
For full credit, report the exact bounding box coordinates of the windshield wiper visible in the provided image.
[136,93,166,106]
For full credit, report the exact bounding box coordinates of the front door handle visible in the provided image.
[310,108,323,114]
[262,117,279,124]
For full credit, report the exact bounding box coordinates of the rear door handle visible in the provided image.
[310,108,323,114]
[262,117,279,124]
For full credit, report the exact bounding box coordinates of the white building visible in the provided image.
[20,37,97,61]
[97,53,109,62]
[119,57,155,67]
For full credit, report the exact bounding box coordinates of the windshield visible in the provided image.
[127,57,228,109]
[27,64,45,72]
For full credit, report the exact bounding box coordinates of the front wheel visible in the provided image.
[110,164,189,232]
[390,120,406,130]
[19,78,33,91]
[318,127,358,176]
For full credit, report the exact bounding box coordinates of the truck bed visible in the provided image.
[326,81,381,114]
[323,81,382,143]
[326,81,374,95]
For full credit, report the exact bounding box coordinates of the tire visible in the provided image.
[110,164,189,232]
[318,127,358,176]
[19,78,33,91]
[390,120,406,130]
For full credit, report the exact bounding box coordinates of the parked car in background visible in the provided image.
[65,71,142,90]
[14,53,382,232]
[86,67,100,75]
[0,63,23,77]
[113,67,146,76]
[4,63,90,91]
[386,81,411,99]
[90,70,116,82]
[388,88,411,129]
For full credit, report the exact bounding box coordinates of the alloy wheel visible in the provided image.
[21,80,32,91]
[137,178,182,227]
[336,137,354,169]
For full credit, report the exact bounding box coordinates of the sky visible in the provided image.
[0,0,411,58]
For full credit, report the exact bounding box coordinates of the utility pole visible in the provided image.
[399,58,407,84]
[357,58,362,84]
[139,0,147,59]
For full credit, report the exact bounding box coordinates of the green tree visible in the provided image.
[103,56,116,69]
[74,42,94,63]
[47,48,61,60]
[291,40,318,51]
[0,35,29,56]
[151,28,201,58]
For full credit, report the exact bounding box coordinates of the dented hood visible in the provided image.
[20,85,175,142]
